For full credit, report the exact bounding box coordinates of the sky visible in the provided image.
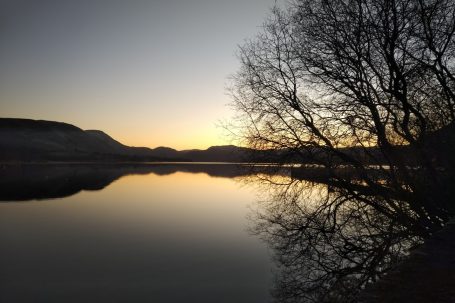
[0,0,277,150]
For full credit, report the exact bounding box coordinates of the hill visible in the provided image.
[0,118,180,162]
[5,118,451,164]
[0,118,254,162]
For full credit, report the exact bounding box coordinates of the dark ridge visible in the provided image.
[0,118,256,163]
[0,118,82,132]
[2,118,453,164]
[0,118,184,162]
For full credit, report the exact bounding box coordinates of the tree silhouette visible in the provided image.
[232,1,455,301]
[231,0,455,230]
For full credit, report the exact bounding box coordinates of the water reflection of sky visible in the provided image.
[0,170,272,303]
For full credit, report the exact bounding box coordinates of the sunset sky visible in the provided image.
[0,0,276,150]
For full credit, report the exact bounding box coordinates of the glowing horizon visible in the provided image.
[0,0,276,150]
[2,112,231,150]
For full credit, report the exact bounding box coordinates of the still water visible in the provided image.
[0,164,273,303]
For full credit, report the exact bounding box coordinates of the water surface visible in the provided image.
[0,164,272,303]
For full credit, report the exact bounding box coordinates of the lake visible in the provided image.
[0,164,274,303]
[1,163,442,302]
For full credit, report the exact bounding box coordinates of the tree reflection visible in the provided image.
[246,170,453,303]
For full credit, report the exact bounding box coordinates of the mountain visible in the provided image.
[2,118,453,164]
[0,118,181,162]
[0,118,254,162]
[179,145,253,162]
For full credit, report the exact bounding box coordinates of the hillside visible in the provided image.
[0,118,253,162]
[2,118,453,164]
[0,118,178,162]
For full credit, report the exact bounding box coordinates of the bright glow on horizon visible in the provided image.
[0,0,276,149]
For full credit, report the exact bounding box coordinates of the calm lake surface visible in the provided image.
[0,164,273,303]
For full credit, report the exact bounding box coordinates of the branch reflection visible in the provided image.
[245,168,453,302]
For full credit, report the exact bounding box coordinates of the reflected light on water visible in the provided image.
[0,169,272,303]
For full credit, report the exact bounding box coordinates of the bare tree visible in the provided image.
[232,1,455,301]
[230,0,455,226]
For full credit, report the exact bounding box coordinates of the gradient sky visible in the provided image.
[0,0,277,149]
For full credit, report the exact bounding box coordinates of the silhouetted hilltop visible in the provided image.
[0,118,182,162]
[0,118,256,163]
[149,146,180,159]
[3,118,452,164]
[179,145,253,162]
[0,118,392,164]
[84,130,129,151]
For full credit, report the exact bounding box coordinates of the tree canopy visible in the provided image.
[232,2,455,300]
[231,0,455,224]
[231,0,455,157]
